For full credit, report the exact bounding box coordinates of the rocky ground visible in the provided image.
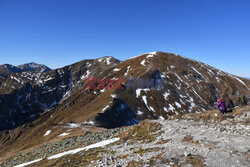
[1,106,249,167]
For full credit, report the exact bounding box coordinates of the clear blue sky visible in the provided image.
[0,0,249,77]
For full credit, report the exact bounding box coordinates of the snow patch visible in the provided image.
[111,94,117,98]
[163,92,170,100]
[44,130,51,136]
[175,102,182,108]
[48,138,120,160]
[113,68,121,72]
[141,60,146,66]
[136,89,150,98]
[159,116,165,120]
[191,66,203,77]
[137,110,143,115]
[14,158,43,167]
[102,105,110,113]
[124,66,131,76]
[59,132,70,137]
[168,104,175,111]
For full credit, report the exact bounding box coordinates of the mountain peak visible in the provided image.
[17,62,52,72]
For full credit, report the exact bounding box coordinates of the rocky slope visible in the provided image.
[0,57,120,130]
[1,106,249,167]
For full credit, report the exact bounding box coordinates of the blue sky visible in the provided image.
[0,0,249,77]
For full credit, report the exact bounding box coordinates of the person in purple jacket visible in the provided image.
[214,98,227,113]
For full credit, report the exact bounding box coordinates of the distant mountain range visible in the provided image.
[0,62,51,78]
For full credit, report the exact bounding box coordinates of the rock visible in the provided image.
[221,120,230,125]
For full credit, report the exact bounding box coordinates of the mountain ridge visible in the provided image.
[0,51,249,130]
[0,62,52,78]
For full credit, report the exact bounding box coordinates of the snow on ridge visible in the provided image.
[128,51,157,60]
[44,130,51,136]
[146,52,157,58]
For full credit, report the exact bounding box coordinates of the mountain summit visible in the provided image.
[0,62,51,78]
[17,62,51,73]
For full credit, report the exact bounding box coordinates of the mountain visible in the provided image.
[17,62,52,73]
[0,64,23,78]
[0,52,249,130]
[0,62,51,79]
[0,52,249,165]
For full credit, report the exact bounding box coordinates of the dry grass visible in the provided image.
[119,120,163,144]
[182,155,206,167]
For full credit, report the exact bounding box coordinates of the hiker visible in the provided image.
[214,98,227,114]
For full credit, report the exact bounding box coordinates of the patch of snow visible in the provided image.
[216,77,220,82]
[170,65,175,69]
[81,70,91,80]
[149,106,155,112]
[137,110,143,115]
[124,66,131,76]
[113,68,121,72]
[234,77,247,87]
[168,104,175,111]
[102,105,110,113]
[190,66,203,77]
[100,89,106,93]
[175,102,182,108]
[141,59,146,66]
[142,95,148,106]
[48,138,120,160]
[11,76,21,83]
[82,120,94,125]
[44,77,53,82]
[159,116,165,120]
[110,94,117,98]
[14,158,43,167]
[163,92,170,100]
[106,57,112,65]
[67,123,81,128]
[136,89,150,98]
[146,52,157,58]
[59,132,70,137]
[44,130,51,136]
